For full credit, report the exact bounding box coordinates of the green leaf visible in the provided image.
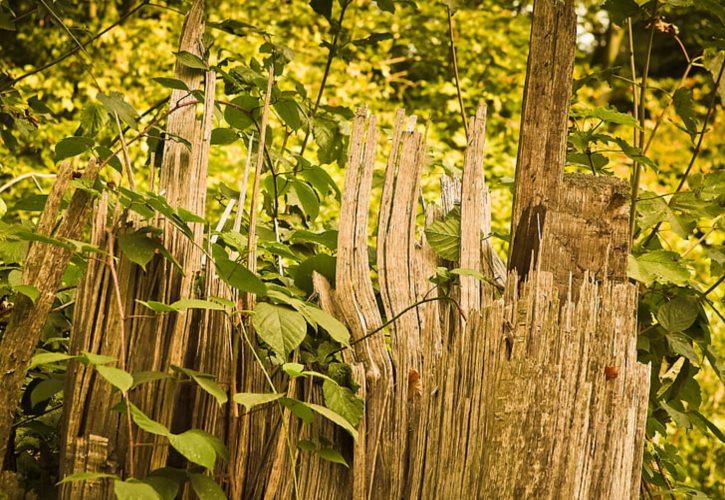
[142,474,180,500]
[666,332,699,364]
[571,106,639,128]
[118,231,162,270]
[282,362,305,377]
[614,138,658,170]
[97,92,137,129]
[274,98,303,130]
[672,88,698,141]
[172,366,228,405]
[57,471,118,485]
[215,257,267,296]
[210,128,239,145]
[627,251,690,286]
[322,379,363,427]
[293,254,336,294]
[660,401,690,428]
[224,96,256,130]
[425,208,461,261]
[79,102,109,137]
[78,352,116,365]
[168,430,217,469]
[305,401,358,440]
[253,303,307,358]
[128,403,170,436]
[233,392,285,412]
[309,0,333,22]
[132,371,174,389]
[289,180,320,221]
[317,447,349,467]
[189,473,226,500]
[175,50,207,70]
[152,77,190,91]
[137,300,177,313]
[602,0,641,24]
[636,193,691,237]
[29,352,74,369]
[279,397,314,424]
[114,479,162,500]
[54,136,95,162]
[13,284,39,302]
[95,365,134,393]
[30,377,64,407]
[306,306,350,346]
[656,296,698,333]
[690,411,725,442]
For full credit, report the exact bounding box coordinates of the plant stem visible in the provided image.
[297,3,349,163]
[105,224,136,479]
[629,1,658,239]
[245,65,275,310]
[0,1,149,91]
[641,59,724,246]
[447,6,468,139]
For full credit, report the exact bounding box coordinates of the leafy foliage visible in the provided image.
[0,0,722,497]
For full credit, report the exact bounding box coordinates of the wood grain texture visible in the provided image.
[508,0,577,278]
[0,160,99,462]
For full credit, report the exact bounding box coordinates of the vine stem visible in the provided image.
[641,59,725,246]
[296,3,349,164]
[629,1,658,239]
[447,5,468,140]
[105,221,136,479]
[237,320,300,499]
[97,97,196,170]
[332,295,465,355]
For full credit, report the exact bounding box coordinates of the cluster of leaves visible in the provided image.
[0,0,723,497]
[583,0,725,496]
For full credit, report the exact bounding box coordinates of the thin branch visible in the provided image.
[105,223,136,478]
[113,112,137,190]
[642,60,725,246]
[0,1,149,91]
[296,3,349,163]
[447,6,468,139]
[244,66,275,309]
[629,1,658,239]
[97,97,196,170]
[0,173,56,193]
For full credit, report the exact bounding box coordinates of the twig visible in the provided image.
[0,173,57,193]
[332,296,465,355]
[105,222,136,478]
[296,3,350,163]
[641,60,725,246]
[97,97,196,170]
[681,215,721,257]
[113,112,137,190]
[245,65,275,309]
[447,6,468,139]
[629,1,658,238]
[0,1,149,91]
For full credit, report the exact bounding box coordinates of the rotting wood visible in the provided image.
[508,0,577,278]
[58,0,211,491]
[0,160,100,462]
[303,108,649,499]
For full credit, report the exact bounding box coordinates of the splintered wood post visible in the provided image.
[59,0,210,492]
[0,160,100,462]
[508,0,576,277]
